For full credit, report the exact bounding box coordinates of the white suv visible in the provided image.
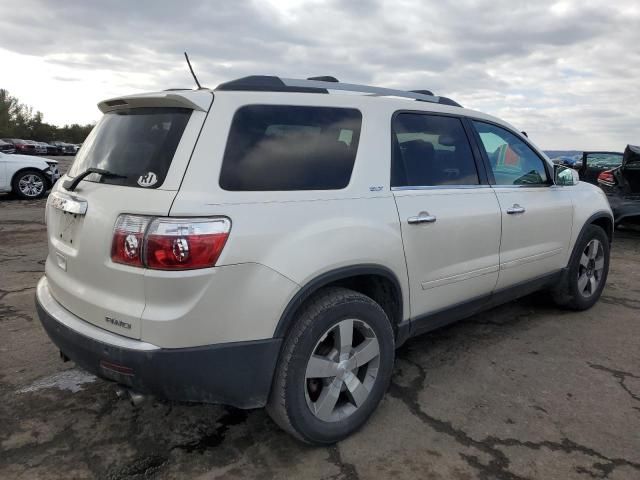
[36,76,613,444]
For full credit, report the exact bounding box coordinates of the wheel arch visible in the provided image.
[584,211,614,244]
[11,167,50,191]
[568,211,614,267]
[273,264,405,341]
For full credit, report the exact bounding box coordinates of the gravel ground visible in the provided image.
[1,157,639,479]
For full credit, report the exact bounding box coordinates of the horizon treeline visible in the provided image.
[0,88,94,144]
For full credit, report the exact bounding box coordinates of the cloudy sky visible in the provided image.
[1,0,638,150]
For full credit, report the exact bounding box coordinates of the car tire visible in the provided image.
[12,169,48,200]
[266,287,395,444]
[551,224,610,310]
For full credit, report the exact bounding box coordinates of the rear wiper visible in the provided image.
[63,168,127,192]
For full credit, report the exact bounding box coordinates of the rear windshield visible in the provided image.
[219,105,362,191]
[68,107,192,188]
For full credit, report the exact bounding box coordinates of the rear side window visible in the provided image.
[219,105,362,191]
[68,107,192,188]
[391,113,479,187]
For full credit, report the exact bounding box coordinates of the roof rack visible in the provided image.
[215,76,462,107]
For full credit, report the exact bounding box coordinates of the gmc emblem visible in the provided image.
[105,316,132,330]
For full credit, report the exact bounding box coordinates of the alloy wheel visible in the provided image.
[304,319,380,422]
[18,174,44,197]
[577,239,604,297]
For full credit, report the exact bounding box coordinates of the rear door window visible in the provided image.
[219,105,362,191]
[391,113,479,187]
[68,107,192,188]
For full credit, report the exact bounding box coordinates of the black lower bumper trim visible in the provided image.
[36,296,281,409]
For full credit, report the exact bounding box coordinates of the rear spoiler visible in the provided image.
[98,90,212,114]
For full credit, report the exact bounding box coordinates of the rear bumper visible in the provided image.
[35,277,281,408]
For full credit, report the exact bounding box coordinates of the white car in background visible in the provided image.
[0,152,60,199]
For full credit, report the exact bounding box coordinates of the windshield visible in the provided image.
[68,107,192,188]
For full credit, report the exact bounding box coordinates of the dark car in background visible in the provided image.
[0,139,16,154]
[25,140,47,155]
[577,151,624,185]
[38,142,60,156]
[51,141,77,155]
[591,145,640,225]
[2,139,36,155]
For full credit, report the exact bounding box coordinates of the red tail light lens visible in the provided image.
[111,215,151,267]
[597,170,615,185]
[110,215,231,270]
[145,218,230,270]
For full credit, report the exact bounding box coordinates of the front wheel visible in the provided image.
[267,287,395,444]
[12,170,48,199]
[552,224,610,310]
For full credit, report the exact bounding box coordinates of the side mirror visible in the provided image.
[555,165,579,186]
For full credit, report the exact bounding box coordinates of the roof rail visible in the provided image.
[282,78,441,103]
[215,75,461,107]
[307,75,339,82]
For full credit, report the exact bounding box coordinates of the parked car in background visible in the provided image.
[2,138,36,155]
[35,76,613,444]
[594,145,640,225]
[577,151,623,185]
[25,140,47,155]
[0,139,16,154]
[0,151,60,199]
[51,141,77,155]
[38,142,60,156]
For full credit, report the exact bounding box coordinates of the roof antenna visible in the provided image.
[184,51,202,89]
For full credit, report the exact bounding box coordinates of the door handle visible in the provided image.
[506,204,526,214]
[408,212,437,224]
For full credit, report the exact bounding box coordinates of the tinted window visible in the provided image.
[473,121,549,186]
[391,114,479,187]
[220,105,361,191]
[68,107,192,188]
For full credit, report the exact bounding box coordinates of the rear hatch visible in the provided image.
[618,144,640,195]
[45,91,213,339]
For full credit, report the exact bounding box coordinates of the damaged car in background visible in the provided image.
[594,145,640,225]
[0,151,60,199]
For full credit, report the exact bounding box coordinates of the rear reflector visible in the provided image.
[100,359,134,376]
[110,215,230,270]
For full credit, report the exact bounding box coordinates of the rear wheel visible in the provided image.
[552,225,609,310]
[267,287,395,444]
[12,170,47,199]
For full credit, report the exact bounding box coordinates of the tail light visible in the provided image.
[597,170,615,185]
[111,215,230,270]
[111,215,150,267]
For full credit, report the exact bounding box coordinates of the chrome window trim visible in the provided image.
[490,184,552,189]
[391,184,490,191]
